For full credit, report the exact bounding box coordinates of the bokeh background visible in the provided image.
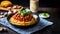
[0,0,60,34]
[0,0,59,7]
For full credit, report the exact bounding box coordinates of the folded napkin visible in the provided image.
[0,17,53,34]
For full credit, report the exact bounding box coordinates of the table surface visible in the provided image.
[0,9,60,34]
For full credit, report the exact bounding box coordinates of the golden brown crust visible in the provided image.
[0,1,23,11]
[0,1,12,7]
[9,17,37,26]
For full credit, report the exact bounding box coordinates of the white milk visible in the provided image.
[30,0,39,13]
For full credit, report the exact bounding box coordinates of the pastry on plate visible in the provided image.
[0,1,12,7]
[9,9,38,26]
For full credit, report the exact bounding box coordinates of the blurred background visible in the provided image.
[0,0,60,34]
[0,0,60,13]
[0,0,59,7]
[0,0,59,13]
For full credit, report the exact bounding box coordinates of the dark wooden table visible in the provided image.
[0,8,60,34]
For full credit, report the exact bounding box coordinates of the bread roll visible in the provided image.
[1,1,12,7]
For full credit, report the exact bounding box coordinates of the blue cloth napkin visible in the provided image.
[0,17,53,34]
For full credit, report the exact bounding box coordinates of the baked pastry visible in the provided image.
[0,1,12,7]
[9,9,38,26]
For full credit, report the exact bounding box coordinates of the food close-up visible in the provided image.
[0,0,59,34]
[9,9,38,26]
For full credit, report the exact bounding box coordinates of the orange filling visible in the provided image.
[13,14,33,22]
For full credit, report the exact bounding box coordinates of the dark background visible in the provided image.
[0,0,59,7]
[0,0,60,34]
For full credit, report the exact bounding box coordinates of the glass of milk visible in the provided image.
[30,0,39,13]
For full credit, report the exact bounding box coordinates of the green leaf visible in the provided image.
[27,11,32,14]
[43,13,49,17]
[17,9,32,16]
[20,13,25,16]
[43,13,47,16]
[22,10,26,14]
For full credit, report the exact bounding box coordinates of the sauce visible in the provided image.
[13,14,33,22]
